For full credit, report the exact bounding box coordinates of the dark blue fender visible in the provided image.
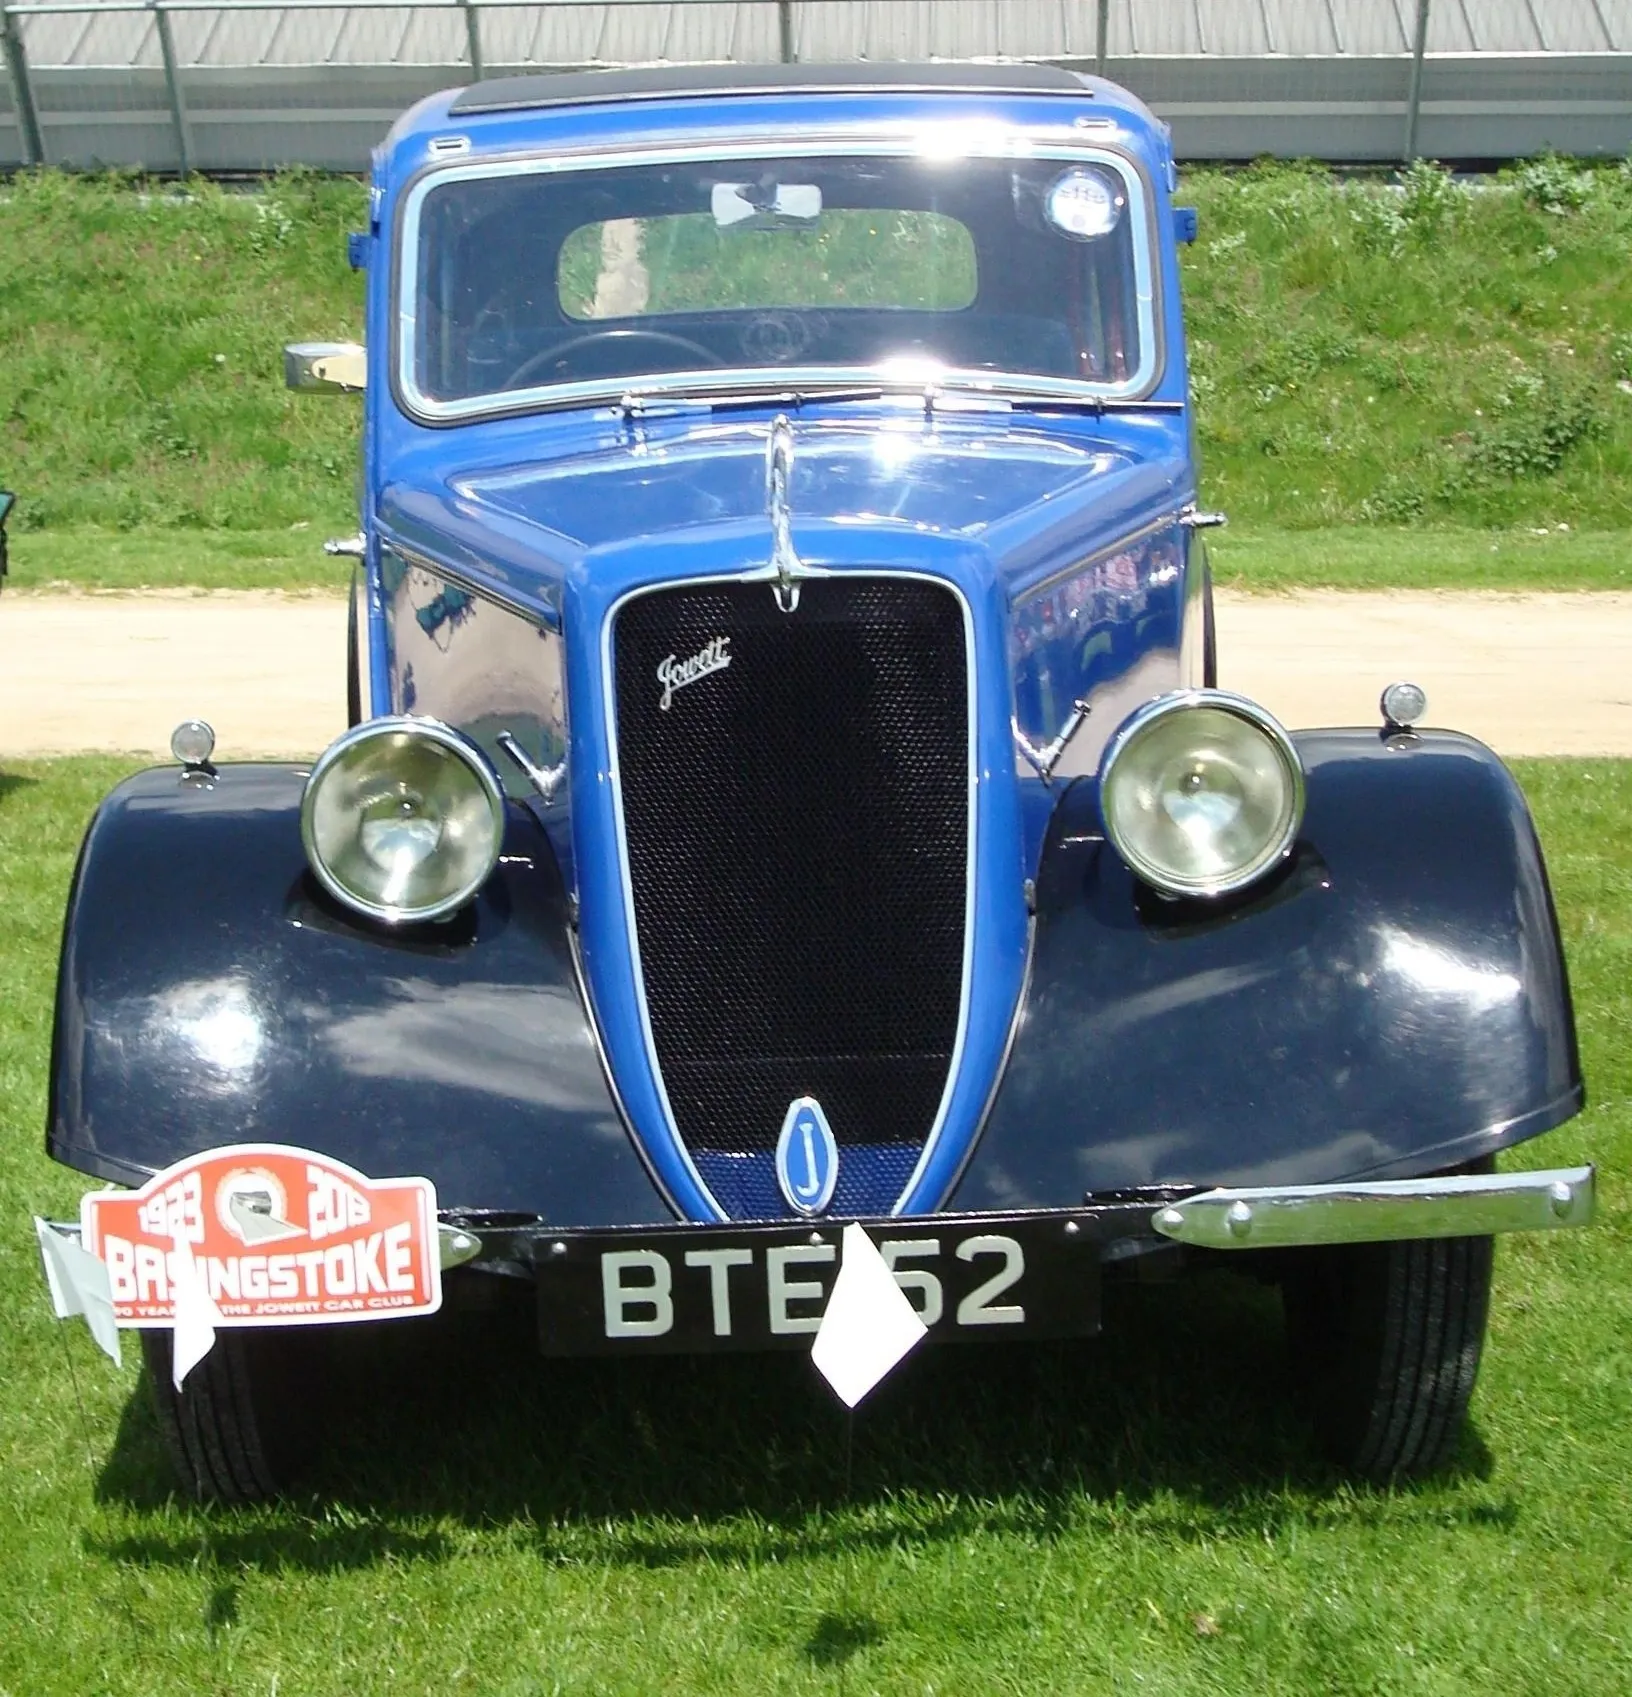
[52,737,1582,1224]
[47,765,671,1226]
[953,729,1583,1209]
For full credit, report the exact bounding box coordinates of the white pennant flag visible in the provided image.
[34,1217,122,1366]
[811,1223,928,1409]
[168,1237,224,1390]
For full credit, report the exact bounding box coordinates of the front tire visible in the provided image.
[142,1328,327,1503]
[1281,1232,1494,1479]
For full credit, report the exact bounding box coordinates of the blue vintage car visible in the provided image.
[50,65,1592,1500]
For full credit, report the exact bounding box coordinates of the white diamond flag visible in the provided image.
[33,1216,122,1366]
[168,1238,224,1390]
[811,1222,928,1408]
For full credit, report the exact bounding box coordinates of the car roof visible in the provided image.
[448,60,1092,117]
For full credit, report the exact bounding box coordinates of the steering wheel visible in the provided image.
[504,328,723,390]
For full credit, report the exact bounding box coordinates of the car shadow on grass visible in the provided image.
[87,1263,1504,1575]
[0,772,39,809]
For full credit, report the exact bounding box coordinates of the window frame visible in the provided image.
[393,132,1162,426]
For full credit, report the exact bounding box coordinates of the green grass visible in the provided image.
[3,162,1632,591]
[4,525,348,592]
[1183,159,1632,532]
[1,756,1629,1694]
[0,171,366,536]
[10,523,1628,595]
[1210,524,1632,593]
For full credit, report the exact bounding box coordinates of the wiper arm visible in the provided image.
[618,384,887,420]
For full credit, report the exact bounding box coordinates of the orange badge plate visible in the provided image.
[82,1145,441,1327]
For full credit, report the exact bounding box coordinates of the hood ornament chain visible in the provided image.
[766,414,802,613]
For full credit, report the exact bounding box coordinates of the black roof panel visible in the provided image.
[449,61,1090,117]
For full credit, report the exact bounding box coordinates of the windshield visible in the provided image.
[401,145,1155,416]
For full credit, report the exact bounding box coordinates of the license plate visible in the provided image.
[536,1213,1099,1355]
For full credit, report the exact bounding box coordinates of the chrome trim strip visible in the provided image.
[600,565,980,1224]
[350,566,373,717]
[765,413,803,611]
[397,135,1160,424]
[1151,1165,1596,1250]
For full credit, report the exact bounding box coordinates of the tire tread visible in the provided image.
[1286,1231,1493,1479]
[142,1331,290,1503]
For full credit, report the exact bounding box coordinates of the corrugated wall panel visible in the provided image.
[3,0,1630,170]
[1325,0,1412,53]
[1539,0,1614,50]
[1260,0,1342,56]
[1450,0,1545,51]
[1425,0,1479,53]
[484,6,609,68]
[1197,2,1273,57]
[1128,2,1206,54]
[794,1,902,61]
[184,11,287,66]
[660,2,778,62]
[29,10,159,70]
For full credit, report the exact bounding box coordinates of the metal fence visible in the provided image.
[1,0,1629,173]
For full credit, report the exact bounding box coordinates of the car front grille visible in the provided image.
[612,575,970,1217]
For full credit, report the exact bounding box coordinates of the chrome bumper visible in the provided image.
[1151,1165,1595,1251]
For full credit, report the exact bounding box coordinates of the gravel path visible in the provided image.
[1215,590,1632,758]
[3,588,1630,761]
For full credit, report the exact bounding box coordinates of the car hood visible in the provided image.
[378,411,1189,602]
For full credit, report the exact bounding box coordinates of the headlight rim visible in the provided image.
[1099,688,1305,900]
[300,715,507,925]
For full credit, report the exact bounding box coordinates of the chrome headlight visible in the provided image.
[1100,691,1304,899]
[301,717,505,923]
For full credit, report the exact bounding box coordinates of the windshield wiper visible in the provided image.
[617,384,888,420]
[613,379,1183,424]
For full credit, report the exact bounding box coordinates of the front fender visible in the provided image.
[48,765,671,1225]
[953,730,1582,1209]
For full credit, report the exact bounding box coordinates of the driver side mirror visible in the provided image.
[284,342,367,394]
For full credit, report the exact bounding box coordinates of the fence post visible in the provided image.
[1095,0,1109,75]
[777,0,794,64]
[0,7,43,165]
[1404,0,1431,160]
[152,0,190,175]
[460,0,483,81]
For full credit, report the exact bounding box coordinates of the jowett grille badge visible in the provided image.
[776,1097,839,1216]
[656,635,731,710]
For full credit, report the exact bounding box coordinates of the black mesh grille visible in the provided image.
[614,577,969,1162]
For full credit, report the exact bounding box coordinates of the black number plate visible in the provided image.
[536,1213,1100,1355]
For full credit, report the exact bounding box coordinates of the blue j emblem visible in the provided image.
[775,1096,839,1217]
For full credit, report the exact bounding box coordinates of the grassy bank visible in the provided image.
[0,171,365,536]
[1183,160,1632,532]
[1,756,1628,1694]
[0,162,1629,580]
